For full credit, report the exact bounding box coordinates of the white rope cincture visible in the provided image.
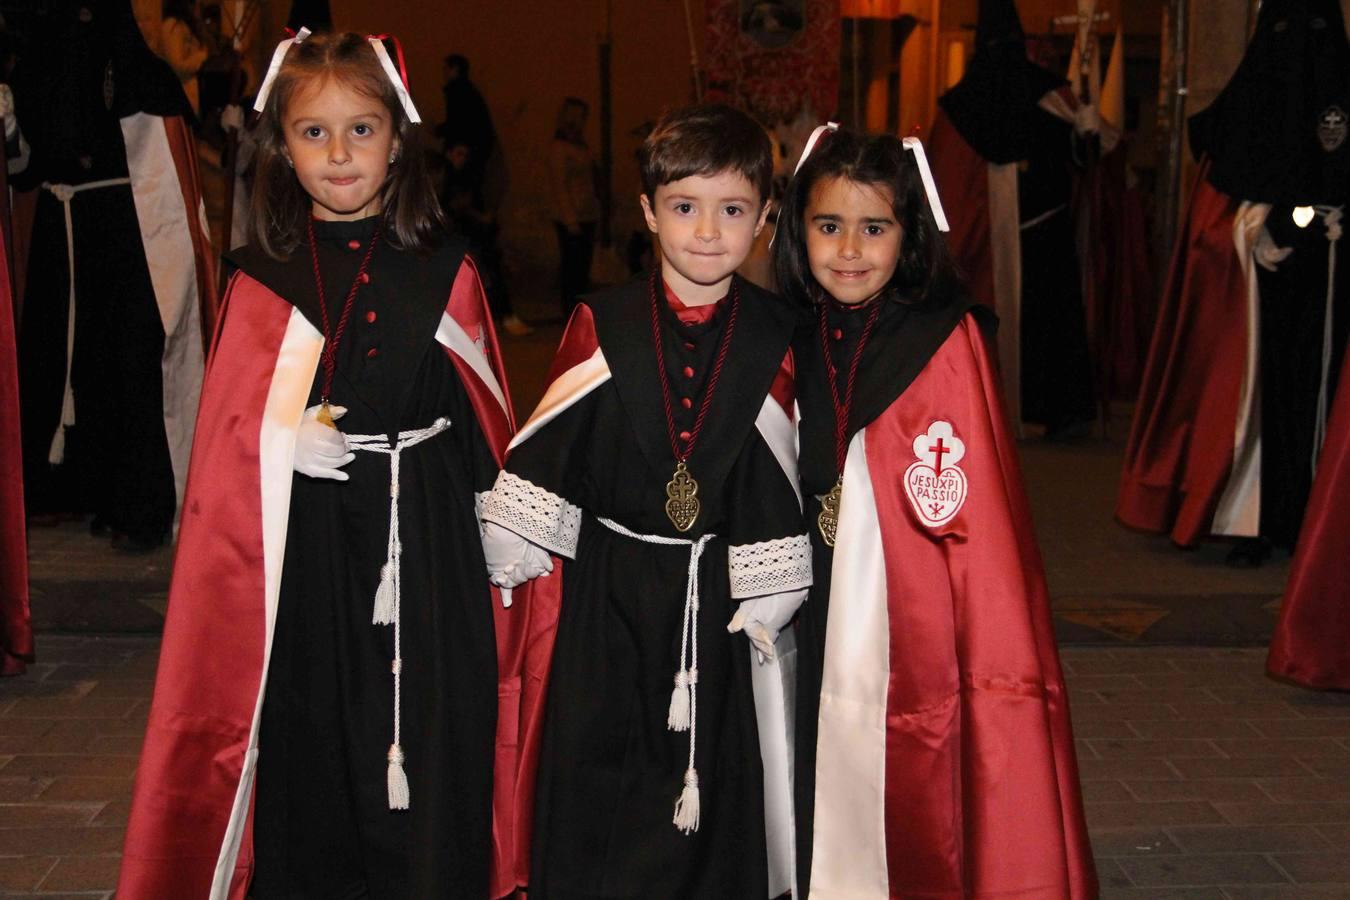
[901,136,951,233]
[1313,205,1344,473]
[595,516,714,834]
[346,415,452,810]
[252,27,310,114]
[41,178,133,465]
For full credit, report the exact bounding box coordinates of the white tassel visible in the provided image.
[47,427,65,466]
[667,669,692,732]
[672,768,700,834]
[372,564,395,625]
[387,743,410,810]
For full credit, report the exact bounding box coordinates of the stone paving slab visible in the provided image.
[0,640,1346,897]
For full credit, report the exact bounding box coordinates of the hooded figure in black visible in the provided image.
[1193,0,1350,560]
[13,0,202,550]
[935,0,1097,436]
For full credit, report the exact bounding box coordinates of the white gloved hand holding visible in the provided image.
[727,588,807,664]
[294,403,355,481]
[0,85,16,139]
[482,520,553,600]
[1072,102,1100,136]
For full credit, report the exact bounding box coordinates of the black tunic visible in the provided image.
[490,275,806,898]
[792,285,985,895]
[229,219,500,899]
[13,1,190,539]
[1259,208,1349,549]
[1016,112,1097,433]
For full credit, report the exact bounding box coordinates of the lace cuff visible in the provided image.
[728,533,812,599]
[480,471,583,559]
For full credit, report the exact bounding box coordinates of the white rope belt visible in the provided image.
[346,415,452,810]
[1313,205,1344,474]
[595,515,715,834]
[41,177,133,464]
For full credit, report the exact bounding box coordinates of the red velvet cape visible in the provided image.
[0,190,29,677]
[117,262,528,899]
[1116,162,1249,545]
[810,316,1096,898]
[1268,348,1350,690]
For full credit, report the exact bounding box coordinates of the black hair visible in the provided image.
[638,103,773,202]
[249,31,444,259]
[773,128,959,309]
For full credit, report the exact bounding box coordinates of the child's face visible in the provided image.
[804,176,902,306]
[283,77,397,222]
[640,170,769,301]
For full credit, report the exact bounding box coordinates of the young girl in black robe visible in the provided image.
[118,30,517,899]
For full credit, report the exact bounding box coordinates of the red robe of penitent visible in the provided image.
[117,259,532,899]
[807,311,1096,898]
[1268,348,1350,690]
[0,187,29,677]
[1116,161,1259,546]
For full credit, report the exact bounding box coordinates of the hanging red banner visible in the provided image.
[704,0,841,125]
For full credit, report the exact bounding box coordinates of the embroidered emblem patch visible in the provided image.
[903,421,968,528]
[1319,105,1347,153]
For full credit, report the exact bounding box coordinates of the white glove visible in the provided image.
[482,520,553,597]
[0,85,16,139]
[727,588,807,664]
[294,403,355,481]
[220,103,244,133]
[1254,226,1294,272]
[1072,102,1100,136]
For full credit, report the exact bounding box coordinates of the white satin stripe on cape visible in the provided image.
[810,431,891,898]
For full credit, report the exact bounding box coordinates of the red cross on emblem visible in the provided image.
[929,437,951,473]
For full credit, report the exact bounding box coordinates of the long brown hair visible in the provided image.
[249,31,444,259]
[772,128,958,310]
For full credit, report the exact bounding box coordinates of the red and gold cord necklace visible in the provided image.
[815,298,882,547]
[306,217,382,427]
[649,269,740,532]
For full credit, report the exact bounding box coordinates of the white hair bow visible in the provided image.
[901,136,950,232]
[251,28,421,125]
[253,27,310,114]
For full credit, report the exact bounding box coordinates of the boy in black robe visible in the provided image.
[482,104,809,899]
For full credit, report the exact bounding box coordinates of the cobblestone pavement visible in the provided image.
[2,639,1349,897]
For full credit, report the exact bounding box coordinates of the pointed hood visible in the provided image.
[1188,0,1350,205]
[974,0,1025,47]
[937,0,1068,164]
[9,0,191,184]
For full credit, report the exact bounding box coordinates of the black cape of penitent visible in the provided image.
[936,0,1068,165]
[1188,0,1350,207]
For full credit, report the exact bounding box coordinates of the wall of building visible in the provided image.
[327,0,707,299]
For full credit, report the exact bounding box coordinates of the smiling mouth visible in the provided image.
[830,269,872,278]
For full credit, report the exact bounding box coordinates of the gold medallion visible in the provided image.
[316,401,337,429]
[817,477,842,547]
[665,461,700,532]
